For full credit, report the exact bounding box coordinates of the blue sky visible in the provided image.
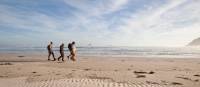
[0,0,200,47]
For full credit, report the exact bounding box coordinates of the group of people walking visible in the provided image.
[47,41,76,61]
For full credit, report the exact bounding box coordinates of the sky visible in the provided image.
[0,0,200,47]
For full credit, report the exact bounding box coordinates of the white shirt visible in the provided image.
[72,44,76,52]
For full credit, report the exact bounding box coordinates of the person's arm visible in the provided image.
[50,45,53,49]
[73,45,76,52]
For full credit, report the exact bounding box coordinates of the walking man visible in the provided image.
[47,41,56,61]
[58,43,65,61]
[67,43,72,60]
[67,41,76,61]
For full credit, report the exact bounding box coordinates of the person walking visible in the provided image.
[47,41,56,61]
[67,43,72,60]
[71,41,76,61]
[67,41,76,61]
[58,43,65,61]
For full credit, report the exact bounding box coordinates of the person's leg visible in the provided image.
[61,52,64,61]
[67,52,71,60]
[71,52,76,61]
[58,51,62,61]
[73,54,76,61]
[67,54,70,60]
[52,52,56,61]
[67,50,72,60]
[58,56,61,61]
[69,51,73,61]
[61,57,64,61]
[70,55,73,61]
[48,51,51,60]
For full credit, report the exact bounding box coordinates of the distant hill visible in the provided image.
[188,37,200,46]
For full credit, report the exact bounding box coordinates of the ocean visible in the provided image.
[0,46,200,58]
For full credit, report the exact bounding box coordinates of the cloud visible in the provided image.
[64,0,129,16]
[0,0,200,47]
[108,0,200,46]
[0,5,58,32]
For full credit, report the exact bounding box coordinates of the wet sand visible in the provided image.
[0,53,200,87]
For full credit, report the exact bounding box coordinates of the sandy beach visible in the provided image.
[1,0,200,87]
[0,53,200,87]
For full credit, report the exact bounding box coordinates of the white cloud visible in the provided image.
[0,5,59,33]
[0,0,200,47]
[64,0,129,16]
[109,0,200,46]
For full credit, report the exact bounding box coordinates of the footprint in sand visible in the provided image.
[0,77,183,87]
[171,82,183,85]
[134,71,155,74]
[176,76,199,82]
[18,56,25,58]
[72,70,76,72]
[136,74,146,78]
[84,68,91,71]
[127,68,131,71]
[32,72,37,74]
[114,69,118,72]
[194,74,200,77]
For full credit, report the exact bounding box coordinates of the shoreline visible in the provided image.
[1,46,200,59]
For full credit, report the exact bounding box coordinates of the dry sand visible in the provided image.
[0,53,200,87]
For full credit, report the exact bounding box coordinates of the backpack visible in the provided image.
[68,43,72,50]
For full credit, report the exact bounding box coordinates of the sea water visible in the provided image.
[0,46,200,58]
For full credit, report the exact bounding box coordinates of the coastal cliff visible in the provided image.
[188,37,200,46]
